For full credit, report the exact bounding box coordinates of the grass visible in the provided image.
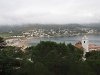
[0,33,12,37]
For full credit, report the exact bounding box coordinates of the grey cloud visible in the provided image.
[0,0,100,25]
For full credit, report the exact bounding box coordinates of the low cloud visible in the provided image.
[0,0,100,25]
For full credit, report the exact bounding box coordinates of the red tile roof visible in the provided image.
[75,41,100,51]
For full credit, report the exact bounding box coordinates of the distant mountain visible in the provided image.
[83,23,100,31]
[0,23,100,32]
[0,24,81,32]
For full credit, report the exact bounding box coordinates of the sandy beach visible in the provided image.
[6,37,31,49]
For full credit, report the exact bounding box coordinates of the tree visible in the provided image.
[0,46,24,75]
[0,37,4,43]
[85,51,100,75]
[26,41,84,75]
[0,37,6,47]
[0,40,97,75]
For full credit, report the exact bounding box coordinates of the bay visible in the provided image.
[27,34,100,46]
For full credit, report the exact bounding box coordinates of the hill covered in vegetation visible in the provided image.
[0,37,100,75]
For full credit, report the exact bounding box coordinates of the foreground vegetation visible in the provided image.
[0,37,100,75]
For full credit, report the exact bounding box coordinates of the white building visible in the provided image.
[82,35,89,53]
[75,35,100,52]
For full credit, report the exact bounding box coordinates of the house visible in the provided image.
[75,35,100,52]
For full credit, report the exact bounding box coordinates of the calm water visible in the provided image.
[28,34,100,46]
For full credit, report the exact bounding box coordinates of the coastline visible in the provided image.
[5,34,100,50]
[6,37,30,49]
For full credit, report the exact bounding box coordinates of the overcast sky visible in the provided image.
[0,0,100,25]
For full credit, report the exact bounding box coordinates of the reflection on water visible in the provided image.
[28,34,100,46]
